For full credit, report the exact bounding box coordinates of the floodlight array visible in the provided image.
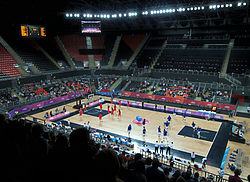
[65,2,248,19]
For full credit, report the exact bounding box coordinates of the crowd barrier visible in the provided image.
[9,91,87,118]
[121,91,236,111]
[113,99,224,120]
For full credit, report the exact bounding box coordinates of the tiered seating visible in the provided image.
[60,34,89,62]
[6,38,59,72]
[0,44,22,77]
[114,34,146,66]
[0,89,19,104]
[36,38,70,69]
[98,77,117,90]
[91,36,104,61]
[136,37,165,68]
[136,49,158,68]
[122,34,146,51]
[154,48,226,72]
[227,49,250,74]
[101,34,116,65]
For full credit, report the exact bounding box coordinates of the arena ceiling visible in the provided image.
[0,0,249,34]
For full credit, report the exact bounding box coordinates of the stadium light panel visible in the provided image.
[70,14,73,17]
[66,13,69,17]
[201,6,205,9]
[119,13,122,17]
[163,10,166,13]
[230,4,233,7]
[124,13,127,17]
[243,2,246,5]
[238,2,242,6]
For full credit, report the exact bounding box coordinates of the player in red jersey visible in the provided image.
[79,108,82,116]
[100,103,103,111]
[111,98,113,104]
[119,100,121,108]
[114,104,116,111]
[84,104,87,112]
[127,101,130,108]
[99,112,102,122]
[111,107,114,115]
[107,105,110,114]
[118,109,121,118]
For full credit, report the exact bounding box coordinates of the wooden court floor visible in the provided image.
[29,96,250,179]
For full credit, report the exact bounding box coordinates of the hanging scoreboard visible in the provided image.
[21,25,46,38]
[81,20,101,33]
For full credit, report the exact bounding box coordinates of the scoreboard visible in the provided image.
[81,21,101,33]
[21,25,46,38]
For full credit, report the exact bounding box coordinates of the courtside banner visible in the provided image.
[121,91,132,96]
[9,91,86,117]
[120,91,236,111]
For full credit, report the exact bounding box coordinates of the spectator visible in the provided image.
[146,158,166,182]
[95,148,122,182]
[228,169,243,182]
[126,159,147,182]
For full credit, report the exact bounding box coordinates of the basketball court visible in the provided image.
[27,96,250,178]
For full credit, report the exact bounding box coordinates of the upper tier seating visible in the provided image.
[35,38,70,69]
[0,44,22,77]
[154,48,226,72]
[5,38,59,72]
[227,49,250,74]
[91,36,104,61]
[60,34,89,62]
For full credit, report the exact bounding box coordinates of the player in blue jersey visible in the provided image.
[142,118,146,126]
[143,126,146,137]
[192,122,196,131]
[197,126,201,138]
[158,126,161,136]
[127,124,132,138]
[163,129,167,141]
[168,115,171,122]
[183,111,187,122]
[165,120,170,129]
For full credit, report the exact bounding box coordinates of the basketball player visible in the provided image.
[127,101,130,108]
[127,124,132,137]
[107,105,110,114]
[118,109,121,119]
[168,115,171,122]
[197,126,201,138]
[111,107,114,117]
[163,129,167,141]
[143,126,146,138]
[111,98,113,104]
[99,112,103,122]
[158,126,161,136]
[100,103,103,111]
[79,108,83,116]
[183,111,187,122]
[114,104,117,111]
[142,118,146,126]
[192,122,196,131]
[165,120,170,130]
[84,104,87,112]
[119,100,121,108]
